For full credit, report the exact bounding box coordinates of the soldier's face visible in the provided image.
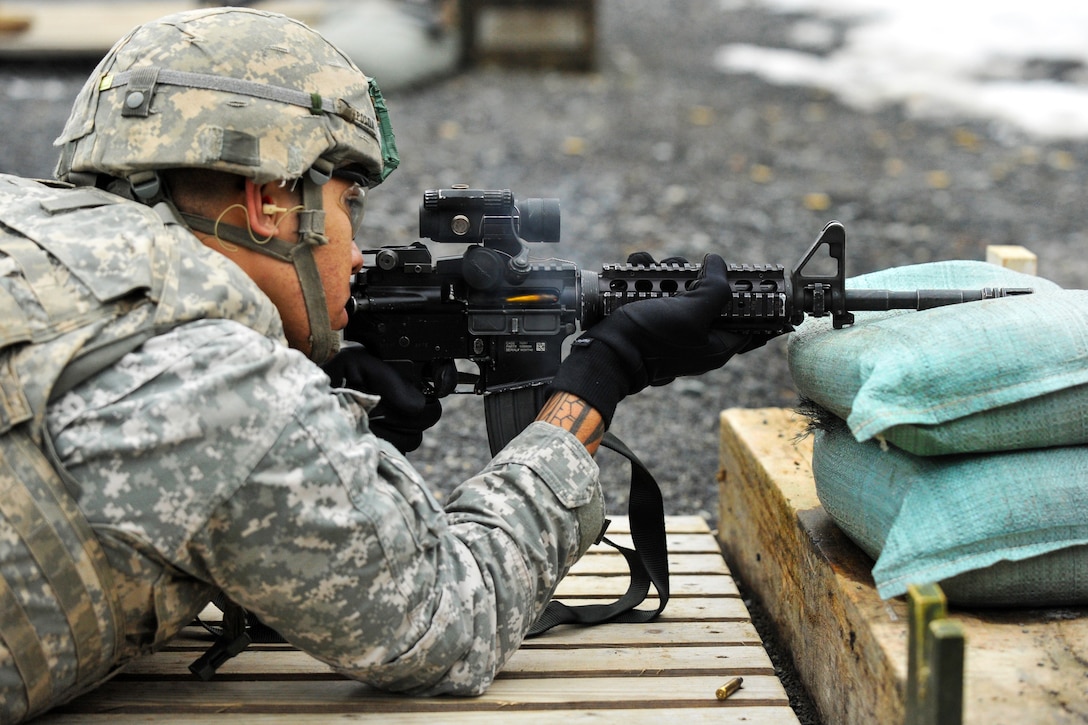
[316,176,366,332]
[241,176,364,359]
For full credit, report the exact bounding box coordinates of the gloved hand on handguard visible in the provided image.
[549,253,754,426]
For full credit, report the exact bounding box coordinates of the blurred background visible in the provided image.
[2,0,1087,523]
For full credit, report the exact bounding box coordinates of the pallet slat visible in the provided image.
[39,708,804,725]
[570,552,730,576]
[595,533,723,554]
[554,573,738,598]
[48,675,791,713]
[120,645,777,678]
[181,597,753,632]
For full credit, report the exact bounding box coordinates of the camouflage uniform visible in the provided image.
[0,173,604,722]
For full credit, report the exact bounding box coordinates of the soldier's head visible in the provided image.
[53,7,399,362]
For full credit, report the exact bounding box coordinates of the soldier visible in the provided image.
[0,7,751,722]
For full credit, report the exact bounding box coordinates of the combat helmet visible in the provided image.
[54,6,399,362]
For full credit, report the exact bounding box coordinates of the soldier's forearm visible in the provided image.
[535,392,606,456]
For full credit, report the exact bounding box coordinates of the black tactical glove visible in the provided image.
[550,253,752,426]
[322,345,444,453]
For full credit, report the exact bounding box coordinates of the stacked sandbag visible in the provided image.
[787,260,1088,605]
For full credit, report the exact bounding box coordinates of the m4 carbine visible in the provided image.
[345,186,1032,453]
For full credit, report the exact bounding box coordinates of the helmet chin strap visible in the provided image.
[177,173,340,363]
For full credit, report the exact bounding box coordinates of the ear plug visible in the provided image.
[262,197,289,214]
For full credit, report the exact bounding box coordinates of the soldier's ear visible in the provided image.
[244,179,291,238]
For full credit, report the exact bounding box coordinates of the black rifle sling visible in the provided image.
[527,431,669,636]
[189,591,287,680]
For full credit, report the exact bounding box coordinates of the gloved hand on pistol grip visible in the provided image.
[549,253,753,426]
[322,344,443,453]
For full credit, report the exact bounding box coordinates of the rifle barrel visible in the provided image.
[844,287,1033,311]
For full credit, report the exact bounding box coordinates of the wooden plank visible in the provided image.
[554,573,738,598]
[38,708,805,725]
[497,644,775,678]
[179,618,762,652]
[985,244,1038,276]
[180,596,757,635]
[44,675,792,713]
[593,533,723,554]
[717,406,1088,725]
[164,620,764,657]
[569,552,730,576]
[515,620,761,648]
[120,644,777,678]
[602,515,714,534]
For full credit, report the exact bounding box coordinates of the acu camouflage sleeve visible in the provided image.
[49,318,603,696]
[208,415,601,696]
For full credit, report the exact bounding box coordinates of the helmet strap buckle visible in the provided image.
[129,170,163,201]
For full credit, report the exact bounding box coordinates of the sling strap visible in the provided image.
[527,431,669,635]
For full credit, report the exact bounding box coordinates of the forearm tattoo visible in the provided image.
[536,392,606,454]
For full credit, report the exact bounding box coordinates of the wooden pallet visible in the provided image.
[37,516,801,723]
[717,407,1088,725]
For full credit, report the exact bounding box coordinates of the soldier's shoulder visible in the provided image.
[2,172,169,250]
[0,172,151,218]
[0,172,71,190]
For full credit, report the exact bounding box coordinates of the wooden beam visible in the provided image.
[985,244,1038,276]
[717,407,1088,725]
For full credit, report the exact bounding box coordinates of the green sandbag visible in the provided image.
[788,260,1088,456]
[812,417,1088,605]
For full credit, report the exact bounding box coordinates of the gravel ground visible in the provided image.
[5,2,1088,722]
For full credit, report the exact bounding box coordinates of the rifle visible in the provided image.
[345,186,1033,455]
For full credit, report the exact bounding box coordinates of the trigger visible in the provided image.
[427,359,459,398]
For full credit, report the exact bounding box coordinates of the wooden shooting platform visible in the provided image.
[717,407,1088,725]
[37,516,802,724]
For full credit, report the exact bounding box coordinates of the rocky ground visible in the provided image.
[5,2,1088,722]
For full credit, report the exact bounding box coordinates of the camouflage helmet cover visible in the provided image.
[54,7,389,186]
